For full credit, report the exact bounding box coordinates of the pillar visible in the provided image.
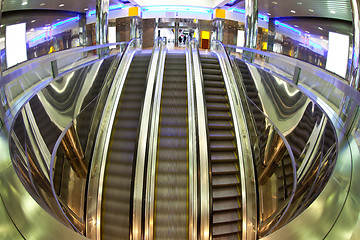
[96,0,110,57]
[244,0,258,61]
[212,19,224,42]
[130,17,142,39]
[79,13,87,47]
[175,19,179,47]
[350,0,360,90]
[267,18,275,52]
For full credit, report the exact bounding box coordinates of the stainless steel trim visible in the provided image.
[144,40,167,240]
[133,38,165,240]
[186,42,197,240]
[192,39,210,240]
[86,38,141,240]
[211,40,257,240]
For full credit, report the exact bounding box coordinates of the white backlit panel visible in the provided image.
[6,23,27,68]
[326,32,349,78]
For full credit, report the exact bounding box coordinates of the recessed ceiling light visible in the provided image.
[57,18,60,21]
[267,12,271,16]
[320,36,323,39]
[31,19,36,23]
[22,1,28,6]
[305,31,310,33]
[318,27,323,30]
[45,24,50,26]
[84,8,88,11]
[291,10,296,13]
[0,25,4,28]
[272,1,278,4]
[294,25,298,27]
[297,2,302,5]
[40,3,45,6]
[59,3,64,7]
[330,10,336,14]
[309,9,314,12]
[30,28,35,32]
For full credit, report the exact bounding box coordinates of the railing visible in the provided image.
[211,40,259,240]
[186,38,198,240]
[223,44,343,237]
[7,40,132,237]
[190,38,211,240]
[134,37,165,240]
[1,42,128,130]
[85,38,141,239]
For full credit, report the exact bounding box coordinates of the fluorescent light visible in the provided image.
[84,8,88,11]
[31,20,36,23]
[272,1,278,4]
[87,4,126,16]
[59,3,64,7]
[142,6,212,14]
[309,9,314,12]
[275,20,301,35]
[40,3,45,6]
[228,8,269,22]
[318,27,323,30]
[290,10,296,13]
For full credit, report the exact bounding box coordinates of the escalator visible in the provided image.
[153,52,189,239]
[200,53,242,239]
[101,51,152,240]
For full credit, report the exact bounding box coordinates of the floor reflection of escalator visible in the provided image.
[101,52,151,240]
[153,52,188,239]
[201,53,242,239]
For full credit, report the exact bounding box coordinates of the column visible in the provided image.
[212,19,224,42]
[96,0,110,57]
[130,17,142,40]
[267,18,275,52]
[79,13,87,47]
[175,19,179,47]
[350,0,360,90]
[244,0,258,61]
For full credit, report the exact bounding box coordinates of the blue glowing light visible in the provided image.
[274,20,301,35]
[142,6,213,14]
[228,0,237,4]
[30,33,46,42]
[87,3,125,16]
[228,8,269,22]
[309,40,322,50]
[52,16,79,28]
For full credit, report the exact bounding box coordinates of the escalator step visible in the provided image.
[203,74,223,81]
[206,95,228,103]
[213,198,241,211]
[213,221,241,236]
[209,120,233,130]
[200,58,219,64]
[209,130,234,140]
[112,129,137,141]
[213,211,241,224]
[158,148,188,161]
[205,87,226,95]
[213,175,240,187]
[161,106,187,115]
[204,80,225,88]
[212,162,238,174]
[208,111,231,120]
[207,102,229,111]
[213,186,240,199]
[210,141,236,151]
[213,233,239,240]
[201,63,221,70]
[159,137,187,149]
[203,68,222,75]
[211,152,238,163]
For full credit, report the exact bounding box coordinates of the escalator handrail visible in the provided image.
[85,37,142,240]
[211,39,258,240]
[186,38,198,240]
[132,37,166,240]
[211,39,297,237]
[191,38,211,240]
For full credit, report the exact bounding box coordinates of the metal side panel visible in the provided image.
[86,47,138,240]
[0,135,88,240]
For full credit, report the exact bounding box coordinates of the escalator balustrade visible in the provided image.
[201,53,242,239]
[101,52,152,240]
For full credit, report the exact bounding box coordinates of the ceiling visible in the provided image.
[2,0,353,22]
[234,0,352,21]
